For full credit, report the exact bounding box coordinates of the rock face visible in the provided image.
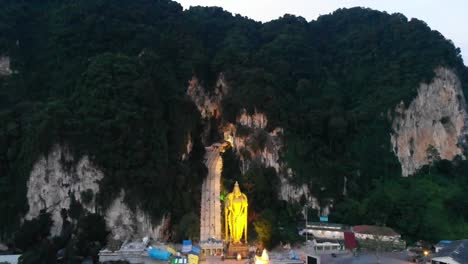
[186,74,228,119]
[237,109,268,129]
[224,111,312,204]
[391,68,468,176]
[26,145,103,236]
[187,75,316,209]
[26,145,168,240]
[104,192,169,241]
[0,56,12,76]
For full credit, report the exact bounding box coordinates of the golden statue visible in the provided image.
[225,181,248,244]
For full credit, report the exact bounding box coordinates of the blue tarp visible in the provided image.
[148,248,172,260]
[190,246,201,255]
[439,240,452,244]
[182,240,192,253]
[289,250,299,260]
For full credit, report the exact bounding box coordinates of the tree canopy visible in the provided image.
[0,0,467,259]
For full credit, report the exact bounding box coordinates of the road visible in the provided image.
[200,145,223,242]
[320,252,413,264]
[201,251,414,264]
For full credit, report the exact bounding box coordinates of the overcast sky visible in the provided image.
[174,0,467,65]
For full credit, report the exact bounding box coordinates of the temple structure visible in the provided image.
[199,144,224,256]
[199,142,250,259]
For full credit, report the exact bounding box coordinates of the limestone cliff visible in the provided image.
[186,74,228,119]
[223,111,313,205]
[391,67,468,176]
[0,56,12,76]
[105,192,170,241]
[26,145,167,240]
[26,145,103,236]
[187,75,316,208]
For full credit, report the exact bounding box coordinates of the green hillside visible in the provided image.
[1,0,468,262]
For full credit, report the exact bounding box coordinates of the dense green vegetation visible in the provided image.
[15,210,109,264]
[331,159,468,243]
[0,0,467,260]
[0,0,208,238]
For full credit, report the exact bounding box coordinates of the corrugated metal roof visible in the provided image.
[0,255,21,264]
[352,225,400,236]
[432,239,468,263]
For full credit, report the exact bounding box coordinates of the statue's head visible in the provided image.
[233,181,241,197]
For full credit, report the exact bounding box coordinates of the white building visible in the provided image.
[300,222,348,240]
[310,239,344,253]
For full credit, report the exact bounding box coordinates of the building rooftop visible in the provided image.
[435,240,453,249]
[305,222,349,231]
[0,255,21,264]
[120,241,146,251]
[432,239,468,264]
[352,225,400,237]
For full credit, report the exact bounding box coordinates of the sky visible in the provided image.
[174,0,467,65]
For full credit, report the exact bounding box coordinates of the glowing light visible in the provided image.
[225,182,248,243]
[237,253,242,260]
[255,249,270,264]
[424,250,429,256]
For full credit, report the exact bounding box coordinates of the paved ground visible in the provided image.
[201,252,414,264]
[317,252,413,264]
[202,256,250,263]
[198,250,418,264]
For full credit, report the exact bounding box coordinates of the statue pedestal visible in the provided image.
[226,242,249,259]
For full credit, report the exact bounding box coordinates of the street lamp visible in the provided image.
[305,205,308,243]
[423,250,429,263]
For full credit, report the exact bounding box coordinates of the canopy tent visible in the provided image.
[182,240,192,253]
[148,248,172,260]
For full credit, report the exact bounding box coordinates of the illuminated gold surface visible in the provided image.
[255,249,270,264]
[225,181,248,243]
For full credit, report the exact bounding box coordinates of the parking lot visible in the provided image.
[319,251,415,264]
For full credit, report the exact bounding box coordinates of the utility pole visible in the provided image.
[305,205,308,243]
